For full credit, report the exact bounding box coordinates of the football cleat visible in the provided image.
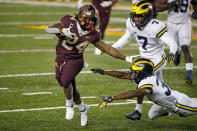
[184,70,193,84]
[81,104,89,126]
[65,105,74,120]
[126,110,142,120]
[173,53,181,66]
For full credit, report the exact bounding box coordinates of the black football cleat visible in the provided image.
[174,53,181,66]
[126,110,141,120]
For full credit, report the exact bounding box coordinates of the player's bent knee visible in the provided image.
[148,112,156,120]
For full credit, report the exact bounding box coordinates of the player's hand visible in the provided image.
[98,96,113,108]
[166,52,175,64]
[100,1,112,7]
[61,28,76,39]
[192,12,197,19]
[91,68,104,75]
[125,55,140,63]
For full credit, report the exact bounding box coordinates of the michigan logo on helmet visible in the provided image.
[130,0,153,27]
[131,58,154,84]
[75,5,99,31]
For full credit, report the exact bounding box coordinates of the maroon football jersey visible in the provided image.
[56,15,101,60]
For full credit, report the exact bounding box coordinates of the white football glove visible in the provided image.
[125,55,140,63]
[61,28,75,39]
[100,1,112,7]
[77,0,83,9]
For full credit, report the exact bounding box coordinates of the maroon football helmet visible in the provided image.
[76,5,99,31]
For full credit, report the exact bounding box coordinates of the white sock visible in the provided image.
[66,98,73,107]
[78,101,85,112]
[185,63,193,71]
[135,104,142,113]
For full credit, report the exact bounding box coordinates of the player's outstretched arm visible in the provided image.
[98,88,151,108]
[91,68,132,79]
[94,41,134,63]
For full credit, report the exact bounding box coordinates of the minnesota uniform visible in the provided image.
[55,15,101,87]
[138,75,197,119]
[112,18,177,81]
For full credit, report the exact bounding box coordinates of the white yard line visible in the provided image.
[22,92,52,95]
[0,88,8,90]
[0,100,152,113]
[0,66,197,78]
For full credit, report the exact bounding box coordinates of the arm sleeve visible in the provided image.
[160,32,178,54]
[112,18,134,49]
[45,27,60,34]
[112,29,133,49]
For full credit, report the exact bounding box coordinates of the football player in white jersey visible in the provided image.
[92,58,197,120]
[156,0,197,84]
[111,0,178,120]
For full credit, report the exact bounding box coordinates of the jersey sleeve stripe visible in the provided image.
[176,102,197,112]
[139,84,153,89]
[154,55,165,71]
[156,27,167,38]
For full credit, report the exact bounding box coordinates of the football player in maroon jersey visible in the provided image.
[46,5,133,126]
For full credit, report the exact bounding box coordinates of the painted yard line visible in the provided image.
[0,88,8,90]
[0,100,152,113]
[0,12,71,15]
[0,34,53,37]
[81,96,98,99]
[22,92,52,95]
[1,66,197,78]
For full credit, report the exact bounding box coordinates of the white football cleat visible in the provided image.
[94,48,101,55]
[80,104,89,126]
[65,106,74,120]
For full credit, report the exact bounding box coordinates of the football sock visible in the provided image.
[185,63,193,71]
[66,98,73,107]
[78,101,85,112]
[135,104,142,113]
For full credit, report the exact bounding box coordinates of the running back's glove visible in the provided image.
[166,52,175,64]
[192,12,197,19]
[91,68,104,75]
[98,96,113,108]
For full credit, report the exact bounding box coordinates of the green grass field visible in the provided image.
[0,1,197,131]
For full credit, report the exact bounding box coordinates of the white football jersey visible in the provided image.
[138,75,177,110]
[126,18,167,59]
[168,0,191,24]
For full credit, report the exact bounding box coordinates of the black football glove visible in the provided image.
[192,12,197,19]
[91,68,104,75]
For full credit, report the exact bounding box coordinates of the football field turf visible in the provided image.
[0,1,197,131]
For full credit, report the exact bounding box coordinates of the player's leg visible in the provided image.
[64,83,74,120]
[153,55,166,82]
[178,22,193,84]
[72,79,89,126]
[167,22,181,65]
[148,104,169,120]
[173,90,197,116]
